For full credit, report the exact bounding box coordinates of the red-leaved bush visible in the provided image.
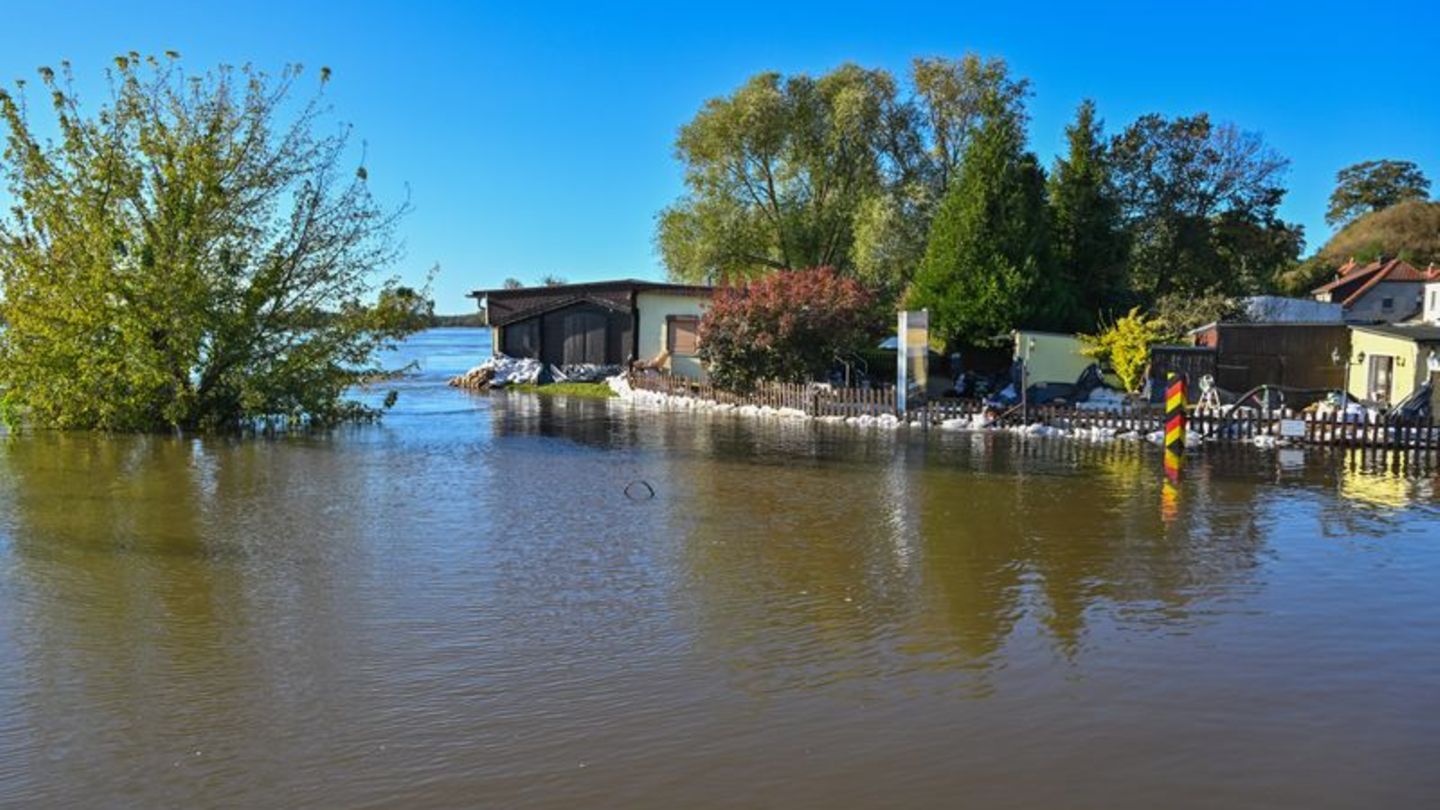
[697,267,881,391]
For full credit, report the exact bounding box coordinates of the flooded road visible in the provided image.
[1,329,1438,807]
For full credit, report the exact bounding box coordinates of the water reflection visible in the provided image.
[0,333,1437,807]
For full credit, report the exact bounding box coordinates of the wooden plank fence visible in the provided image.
[626,373,1440,450]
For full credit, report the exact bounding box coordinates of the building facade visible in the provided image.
[468,279,714,378]
[1346,324,1440,411]
[1311,258,1436,323]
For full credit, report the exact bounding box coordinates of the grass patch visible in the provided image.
[505,382,616,399]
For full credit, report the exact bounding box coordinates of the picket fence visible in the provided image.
[626,374,1440,450]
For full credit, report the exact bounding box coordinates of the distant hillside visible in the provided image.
[1318,200,1440,266]
[1276,200,1440,293]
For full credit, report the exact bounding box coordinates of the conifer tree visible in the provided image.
[907,89,1048,347]
[1047,100,1129,330]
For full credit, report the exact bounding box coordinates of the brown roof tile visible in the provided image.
[1311,259,1436,306]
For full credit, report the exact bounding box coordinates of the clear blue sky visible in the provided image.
[3,1,1437,311]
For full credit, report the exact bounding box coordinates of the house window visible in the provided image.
[667,316,700,355]
[1381,297,1394,311]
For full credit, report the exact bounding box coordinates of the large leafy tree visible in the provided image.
[657,65,895,284]
[658,54,1027,300]
[1110,113,1297,302]
[851,54,1029,303]
[1326,159,1431,227]
[1046,100,1128,330]
[697,267,880,391]
[0,55,417,431]
[906,87,1049,348]
[908,54,1030,195]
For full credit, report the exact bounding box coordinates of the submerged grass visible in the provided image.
[505,382,617,399]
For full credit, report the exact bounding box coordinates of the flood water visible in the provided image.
[1,329,1438,807]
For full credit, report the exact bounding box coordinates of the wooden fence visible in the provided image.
[626,373,1440,450]
[629,374,897,417]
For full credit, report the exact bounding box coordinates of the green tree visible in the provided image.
[850,54,1030,304]
[1046,100,1128,329]
[0,55,417,432]
[1326,159,1431,227]
[1151,291,1244,338]
[1110,114,1297,302]
[906,88,1048,348]
[909,54,1030,195]
[658,54,1028,299]
[657,65,895,284]
[377,286,436,330]
[850,189,929,303]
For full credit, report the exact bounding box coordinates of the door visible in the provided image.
[1368,355,1394,404]
[562,311,607,365]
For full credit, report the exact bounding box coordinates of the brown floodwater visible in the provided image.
[1,330,1438,808]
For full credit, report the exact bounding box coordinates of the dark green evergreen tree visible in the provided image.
[907,89,1049,348]
[1046,100,1129,330]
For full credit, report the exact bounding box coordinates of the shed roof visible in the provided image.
[468,278,714,300]
[486,293,631,327]
[1351,323,1440,343]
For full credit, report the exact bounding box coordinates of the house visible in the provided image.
[1346,324,1440,411]
[1423,279,1440,324]
[467,279,714,379]
[1311,258,1437,323]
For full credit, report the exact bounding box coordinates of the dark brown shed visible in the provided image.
[1192,322,1351,404]
[469,279,713,368]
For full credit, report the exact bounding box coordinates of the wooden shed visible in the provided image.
[1188,322,1351,404]
[1148,346,1217,403]
[468,280,714,374]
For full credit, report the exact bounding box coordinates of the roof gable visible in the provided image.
[488,293,630,326]
[1311,258,1436,307]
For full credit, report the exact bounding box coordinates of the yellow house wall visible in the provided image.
[636,291,711,380]
[1346,330,1426,404]
[1015,331,1092,385]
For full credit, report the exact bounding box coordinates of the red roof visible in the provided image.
[1311,258,1437,307]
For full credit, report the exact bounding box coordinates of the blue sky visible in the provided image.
[2,1,1437,311]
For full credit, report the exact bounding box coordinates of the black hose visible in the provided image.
[1197,383,1357,439]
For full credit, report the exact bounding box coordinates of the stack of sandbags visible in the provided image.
[448,355,545,390]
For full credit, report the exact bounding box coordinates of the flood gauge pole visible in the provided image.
[1162,372,1187,521]
[1164,372,1187,452]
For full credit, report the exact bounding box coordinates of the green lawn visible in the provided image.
[504,382,617,399]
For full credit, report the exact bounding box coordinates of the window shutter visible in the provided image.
[668,316,699,355]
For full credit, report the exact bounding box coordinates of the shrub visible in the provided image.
[698,268,881,392]
[1079,307,1167,393]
